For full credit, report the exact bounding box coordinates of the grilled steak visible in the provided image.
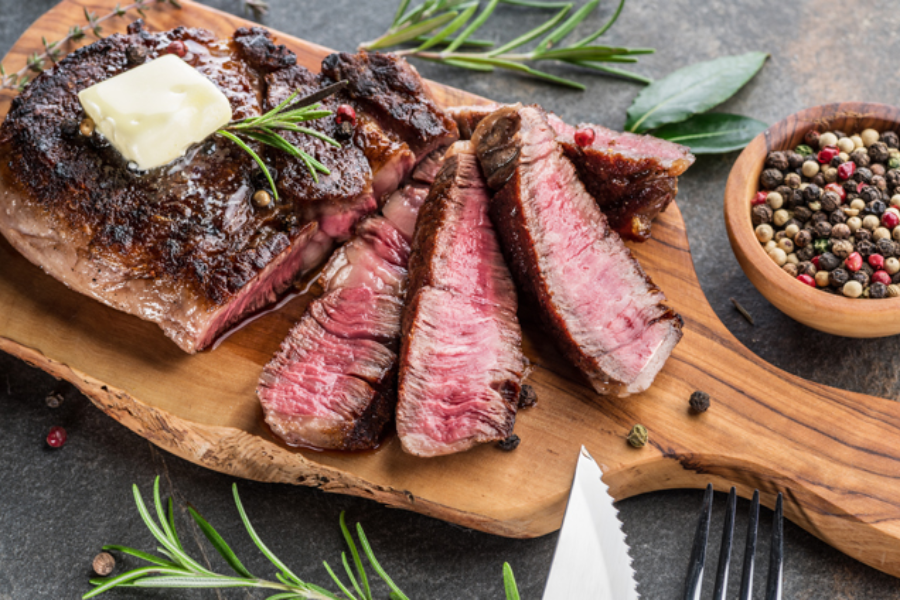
[397,141,526,457]
[0,22,456,353]
[257,152,441,450]
[473,105,682,397]
[448,105,695,241]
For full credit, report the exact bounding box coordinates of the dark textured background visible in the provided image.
[2,0,900,598]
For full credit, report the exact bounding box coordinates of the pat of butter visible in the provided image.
[77,54,233,171]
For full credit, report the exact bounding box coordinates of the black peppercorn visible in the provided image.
[833,130,847,140]
[59,119,80,138]
[765,151,790,171]
[334,120,355,141]
[819,252,840,271]
[852,270,870,287]
[830,209,847,224]
[787,151,805,170]
[870,141,891,163]
[873,175,888,191]
[784,172,802,189]
[793,206,812,222]
[857,167,874,184]
[831,222,851,239]
[518,385,537,408]
[761,168,785,190]
[819,190,840,211]
[125,44,148,66]
[798,261,817,277]
[497,434,521,451]
[867,199,887,216]
[689,391,710,413]
[861,187,882,204]
[829,268,849,287]
[851,149,871,168]
[751,205,773,225]
[886,169,900,189]
[812,173,826,188]
[830,155,845,167]
[814,220,833,238]
[882,131,900,149]
[855,228,873,243]
[893,271,900,284]
[803,183,821,203]
[843,180,859,196]
[804,130,820,146]
[811,211,829,223]
[872,163,886,177]
[861,262,875,277]
[797,245,816,261]
[871,281,889,298]
[877,237,896,257]
[793,229,812,248]
[857,239,877,257]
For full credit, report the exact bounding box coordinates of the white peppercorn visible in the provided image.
[815,270,831,287]
[851,198,867,211]
[848,216,863,232]
[875,227,892,241]
[863,214,881,231]
[819,132,838,148]
[891,195,900,208]
[823,167,838,183]
[808,201,822,212]
[756,224,774,243]
[862,129,880,147]
[764,240,777,252]
[886,257,900,275]
[777,238,794,253]
[831,239,854,258]
[843,280,864,297]
[766,191,784,209]
[768,247,787,266]
[773,209,790,227]
[802,161,820,178]
[786,252,799,265]
[837,137,855,153]
[893,226,900,241]
[851,135,864,149]
[782,263,799,277]
[889,284,900,297]
[785,223,800,238]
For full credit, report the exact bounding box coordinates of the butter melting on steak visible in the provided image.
[397,141,527,457]
[472,105,682,397]
[257,153,442,450]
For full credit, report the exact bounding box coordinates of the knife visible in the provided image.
[542,446,639,600]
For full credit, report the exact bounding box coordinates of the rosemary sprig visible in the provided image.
[244,0,270,19]
[0,0,181,92]
[216,81,347,199]
[85,477,522,599]
[360,0,652,89]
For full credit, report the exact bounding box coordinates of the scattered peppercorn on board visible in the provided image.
[4,0,900,579]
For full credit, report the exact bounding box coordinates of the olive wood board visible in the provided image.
[3,0,900,579]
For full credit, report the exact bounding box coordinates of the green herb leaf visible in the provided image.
[188,505,254,578]
[535,0,598,53]
[488,3,571,56]
[625,51,768,133]
[340,512,372,599]
[415,3,478,51]
[503,563,520,600]
[367,11,460,50]
[355,523,409,600]
[651,112,767,154]
[443,0,499,53]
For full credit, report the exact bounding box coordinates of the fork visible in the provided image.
[681,484,784,600]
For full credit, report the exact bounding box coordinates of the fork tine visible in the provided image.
[711,487,737,600]
[739,489,760,600]
[765,492,784,600]
[682,483,714,600]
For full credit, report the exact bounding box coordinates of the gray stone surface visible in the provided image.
[2,0,900,597]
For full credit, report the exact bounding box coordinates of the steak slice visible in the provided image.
[547,114,695,242]
[0,24,453,353]
[258,152,445,450]
[448,105,695,242]
[473,105,682,397]
[397,141,527,457]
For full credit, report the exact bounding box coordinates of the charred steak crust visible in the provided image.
[398,142,526,457]
[321,51,458,156]
[473,105,683,397]
[233,26,297,73]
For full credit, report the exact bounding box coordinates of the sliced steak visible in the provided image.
[448,105,695,241]
[397,141,527,457]
[258,152,446,450]
[473,105,682,397]
[548,114,694,242]
[0,24,453,353]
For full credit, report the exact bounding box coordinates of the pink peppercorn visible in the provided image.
[845,252,863,272]
[797,274,816,287]
[335,104,357,126]
[46,426,67,448]
[837,161,856,180]
[869,254,885,270]
[857,182,867,194]
[811,255,820,269]
[883,211,900,229]
[574,127,595,147]
[166,40,186,58]
[873,270,892,286]
[752,191,768,206]
[824,182,846,201]
[817,146,839,164]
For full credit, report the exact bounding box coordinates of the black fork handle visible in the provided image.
[682,484,713,600]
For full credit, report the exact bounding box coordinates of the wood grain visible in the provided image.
[3,0,900,578]
[726,102,900,337]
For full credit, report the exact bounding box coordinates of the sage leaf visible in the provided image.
[652,112,767,154]
[625,52,768,133]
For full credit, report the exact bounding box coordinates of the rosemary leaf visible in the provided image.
[355,523,410,600]
[442,0,499,54]
[573,0,625,46]
[503,562,521,600]
[340,512,372,599]
[392,0,413,26]
[537,45,640,60]
[101,544,177,568]
[413,33,494,47]
[415,3,479,51]
[535,0,598,53]
[500,0,570,6]
[322,560,359,600]
[568,60,651,83]
[368,11,460,50]
[166,498,183,551]
[188,505,255,578]
[83,566,186,599]
[487,3,571,56]
[216,130,278,199]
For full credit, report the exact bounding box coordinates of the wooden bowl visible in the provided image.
[724,102,900,338]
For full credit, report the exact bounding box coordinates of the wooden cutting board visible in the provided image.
[4,0,900,579]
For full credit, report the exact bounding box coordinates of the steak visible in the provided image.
[0,23,456,353]
[472,105,682,397]
[257,152,442,450]
[447,105,695,241]
[397,141,527,457]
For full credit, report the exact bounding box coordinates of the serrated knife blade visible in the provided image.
[542,446,639,600]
